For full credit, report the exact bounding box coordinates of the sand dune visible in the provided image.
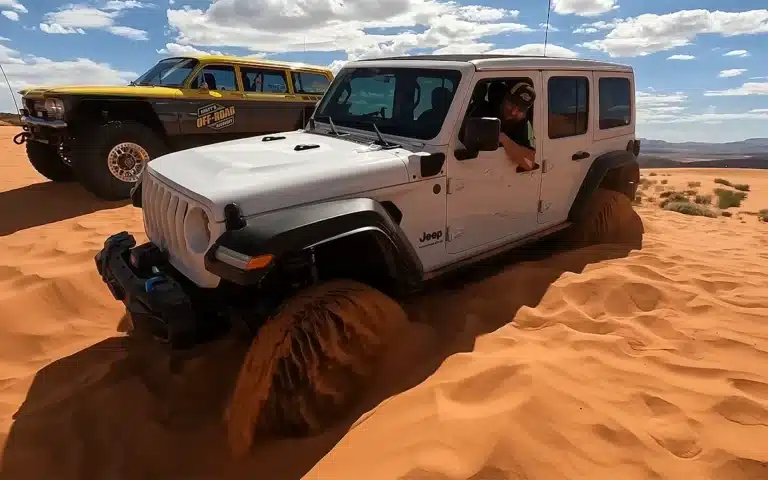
[0,126,767,479]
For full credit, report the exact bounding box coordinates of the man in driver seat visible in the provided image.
[498,81,537,172]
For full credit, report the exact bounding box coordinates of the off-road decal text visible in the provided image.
[197,104,236,130]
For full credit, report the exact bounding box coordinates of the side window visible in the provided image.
[241,67,288,93]
[189,65,237,91]
[292,71,331,94]
[548,76,589,139]
[599,77,631,129]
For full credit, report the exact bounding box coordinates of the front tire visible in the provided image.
[70,121,168,201]
[224,279,407,458]
[26,141,73,182]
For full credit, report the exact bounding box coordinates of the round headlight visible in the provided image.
[184,206,211,254]
[44,98,64,117]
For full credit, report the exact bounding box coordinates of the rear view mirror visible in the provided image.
[464,117,500,152]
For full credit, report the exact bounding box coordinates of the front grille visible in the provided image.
[141,172,223,288]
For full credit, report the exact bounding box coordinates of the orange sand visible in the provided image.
[0,126,767,479]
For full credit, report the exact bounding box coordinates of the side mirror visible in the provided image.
[463,116,500,152]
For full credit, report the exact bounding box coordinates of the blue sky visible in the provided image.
[1,0,767,142]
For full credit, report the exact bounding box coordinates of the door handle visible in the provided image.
[572,151,590,161]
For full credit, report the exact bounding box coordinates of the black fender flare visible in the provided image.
[568,150,639,223]
[204,198,424,287]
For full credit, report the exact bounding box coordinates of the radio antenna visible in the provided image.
[0,62,21,122]
[543,0,553,57]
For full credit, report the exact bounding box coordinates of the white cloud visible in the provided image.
[750,76,768,80]
[0,46,137,113]
[572,20,616,34]
[157,43,226,57]
[704,82,768,96]
[635,90,768,124]
[552,0,618,17]
[0,0,25,13]
[667,54,695,60]
[539,22,559,32]
[723,49,749,57]
[40,3,149,40]
[719,68,747,78]
[167,0,530,60]
[2,9,19,20]
[580,9,768,57]
[488,43,578,58]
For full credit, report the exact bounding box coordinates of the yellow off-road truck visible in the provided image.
[14,54,334,200]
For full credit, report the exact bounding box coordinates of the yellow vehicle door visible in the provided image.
[239,65,306,134]
[178,63,247,139]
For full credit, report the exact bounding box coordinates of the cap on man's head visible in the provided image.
[504,82,536,110]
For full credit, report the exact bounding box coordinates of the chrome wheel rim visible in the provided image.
[107,142,149,182]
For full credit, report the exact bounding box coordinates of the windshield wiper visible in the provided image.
[369,120,399,149]
[313,115,346,136]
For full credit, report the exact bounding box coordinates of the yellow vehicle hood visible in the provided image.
[19,85,182,99]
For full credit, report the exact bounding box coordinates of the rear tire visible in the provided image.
[224,279,407,457]
[566,187,644,247]
[70,121,168,201]
[26,141,73,182]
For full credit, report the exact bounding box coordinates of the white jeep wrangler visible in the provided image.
[94,54,643,455]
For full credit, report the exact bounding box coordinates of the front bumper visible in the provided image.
[20,115,68,129]
[94,231,223,348]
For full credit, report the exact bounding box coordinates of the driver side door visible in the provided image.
[445,71,544,256]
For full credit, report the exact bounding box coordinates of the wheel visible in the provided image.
[70,121,168,201]
[224,279,407,457]
[25,141,73,182]
[566,187,644,247]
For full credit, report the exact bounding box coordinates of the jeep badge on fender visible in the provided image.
[419,230,443,243]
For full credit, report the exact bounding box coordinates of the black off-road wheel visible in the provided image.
[70,121,168,201]
[224,279,407,458]
[566,187,644,247]
[25,141,73,182]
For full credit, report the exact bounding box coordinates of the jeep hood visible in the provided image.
[147,131,411,222]
[20,85,181,99]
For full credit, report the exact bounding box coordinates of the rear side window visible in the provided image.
[241,67,288,93]
[291,71,331,94]
[599,77,632,129]
[548,76,589,139]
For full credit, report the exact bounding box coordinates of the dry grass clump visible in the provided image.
[688,181,702,188]
[721,211,733,218]
[733,184,750,192]
[695,194,712,205]
[759,209,768,222]
[714,178,732,187]
[663,201,718,218]
[661,179,668,185]
[714,188,747,209]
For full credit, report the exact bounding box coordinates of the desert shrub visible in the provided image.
[661,179,668,185]
[714,178,732,187]
[733,184,750,192]
[714,188,747,209]
[695,194,712,205]
[659,190,686,199]
[759,209,768,222]
[649,172,658,176]
[633,194,642,204]
[659,192,690,208]
[688,181,702,188]
[721,211,733,217]
[664,202,717,218]
[684,189,698,196]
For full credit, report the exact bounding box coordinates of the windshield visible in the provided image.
[315,67,463,140]
[133,57,199,87]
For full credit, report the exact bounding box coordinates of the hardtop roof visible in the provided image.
[164,54,333,74]
[355,54,633,72]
